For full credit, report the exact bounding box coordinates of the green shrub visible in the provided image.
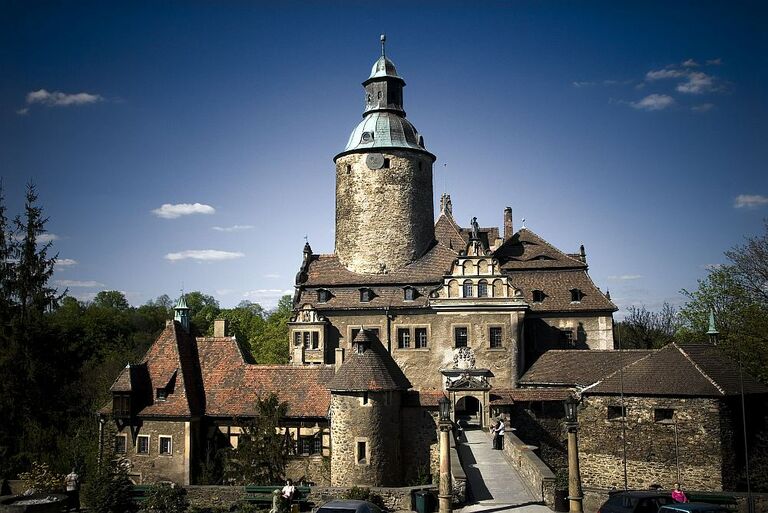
[341,487,385,510]
[143,482,189,513]
[81,458,136,513]
[18,461,64,493]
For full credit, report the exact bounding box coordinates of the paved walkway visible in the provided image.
[456,427,553,513]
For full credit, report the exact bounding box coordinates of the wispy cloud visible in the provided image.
[676,71,717,94]
[55,258,78,267]
[572,79,633,88]
[607,275,643,281]
[164,249,244,262]
[13,232,59,244]
[212,224,253,232]
[152,203,215,219]
[681,58,699,68]
[631,94,675,111]
[24,89,104,109]
[55,279,104,288]
[645,68,687,81]
[706,58,722,66]
[734,194,768,209]
[692,103,714,113]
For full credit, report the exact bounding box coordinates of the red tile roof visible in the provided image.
[508,269,617,312]
[327,331,412,392]
[495,229,587,270]
[520,350,652,387]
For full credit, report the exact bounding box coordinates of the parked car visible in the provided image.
[598,491,677,513]
[659,503,733,513]
[315,500,384,513]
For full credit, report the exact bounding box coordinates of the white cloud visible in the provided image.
[16,108,29,116]
[55,279,104,288]
[631,94,675,111]
[681,59,699,68]
[572,81,595,88]
[212,224,253,232]
[676,71,716,94]
[692,103,714,113]
[734,194,768,209]
[263,273,281,279]
[12,232,59,243]
[25,89,104,107]
[71,292,98,302]
[706,58,722,66]
[152,203,215,219]
[645,68,687,81]
[55,258,78,267]
[607,275,643,281]
[164,249,245,261]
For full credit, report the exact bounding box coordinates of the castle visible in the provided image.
[102,40,767,493]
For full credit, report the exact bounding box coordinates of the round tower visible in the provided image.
[327,329,411,486]
[334,36,436,274]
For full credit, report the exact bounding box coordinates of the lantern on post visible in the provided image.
[563,395,583,513]
[438,395,451,422]
[437,395,452,513]
[564,396,578,424]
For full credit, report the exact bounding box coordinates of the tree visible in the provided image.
[616,302,682,349]
[185,291,220,336]
[726,220,768,306]
[249,296,291,364]
[224,394,289,485]
[93,290,130,310]
[81,425,136,513]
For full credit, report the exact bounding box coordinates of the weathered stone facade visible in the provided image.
[116,419,194,485]
[400,406,439,484]
[578,395,733,490]
[335,151,434,275]
[330,391,403,486]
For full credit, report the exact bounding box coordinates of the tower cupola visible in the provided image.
[174,294,190,332]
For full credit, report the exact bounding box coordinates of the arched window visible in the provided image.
[478,280,488,298]
[448,280,459,298]
[492,279,504,297]
[463,280,473,298]
[462,260,474,276]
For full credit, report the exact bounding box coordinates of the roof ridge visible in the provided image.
[674,343,725,396]
[517,227,587,267]
[579,350,657,393]
[580,267,618,311]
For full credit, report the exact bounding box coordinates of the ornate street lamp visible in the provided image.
[564,396,584,513]
[437,396,453,513]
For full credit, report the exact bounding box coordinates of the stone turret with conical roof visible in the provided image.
[328,329,411,486]
[334,35,436,275]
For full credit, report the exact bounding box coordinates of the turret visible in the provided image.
[174,294,190,332]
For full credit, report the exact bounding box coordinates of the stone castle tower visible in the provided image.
[327,329,412,486]
[333,36,437,274]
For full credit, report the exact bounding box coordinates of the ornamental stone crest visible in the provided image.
[453,347,476,370]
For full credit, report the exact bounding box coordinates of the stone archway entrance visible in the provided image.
[455,396,481,426]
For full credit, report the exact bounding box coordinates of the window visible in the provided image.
[397,328,411,349]
[115,435,127,454]
[478,280,488,298]
[454,326,468,348]
[362,392,369,405]
[156,388,167,401]
[303,332,311,349]
[137,435,150,455]
[317,289,331,303]
[654,408,675,423]
[383,158,390,168]
[360,288,373,302]
[463,280,473,298]
[404,287,416,301]
[113,394,131,417]
[607,405,627,420]
[489,327,503,348]
[298,436,319,456]
[345,164,351,174]
[532,290,545,303]
[294,332,301,346]
[356,441,367,464]
[415,328,428,348]
[570,288,584,302]
[159,436,172,455]
[314,436,322,455]
[311,331,319,350]
[561,329,574,346]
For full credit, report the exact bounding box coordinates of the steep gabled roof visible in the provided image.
[495,228,587,270]
[585,343,768,397]
[510,269,617,312]
[327,331,412,392]
[297,284,433,310]
[434,213,467,251]
[519,350,653,387]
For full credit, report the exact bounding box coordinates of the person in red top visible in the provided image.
[671,483,688,503]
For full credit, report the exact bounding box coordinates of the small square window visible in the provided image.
[356,441,367,464]
[532,290,545,303]
[313,436,322,455]
[654,408,674,423]
[561,329,574,346]
[317,289,331,303]
[159,436,172,455]
[156,388,167,401]
[360,289,373,302]
[303,332,311,349]
[404,287,416,301]
[397,328,411,349]
[570,289,584,302]
[137,435,150,455]
[114,435,127,454]
[489,327,503,348]
[415,328,428,348]
[607,405,627,420]
[311,331,319,350]
[383,158,390,168]
[454,327,468,348]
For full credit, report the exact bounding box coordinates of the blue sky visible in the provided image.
[1,1,766,315]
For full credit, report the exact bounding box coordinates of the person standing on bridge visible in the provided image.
[491,418,505,450]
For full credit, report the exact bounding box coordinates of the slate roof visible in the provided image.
[495,229,587,270]
[302,242,457,287]
[585,343,768,397]
[519,350,653,387]
[434,213,467,251]
[327,330,412,392]
[490,387,573,404]
[297,284,433,310]
[509,269,617,312]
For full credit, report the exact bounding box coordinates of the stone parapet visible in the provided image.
[501,431,556,506]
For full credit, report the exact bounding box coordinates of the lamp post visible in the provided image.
[564,396,584,513]
[438,396,453,513]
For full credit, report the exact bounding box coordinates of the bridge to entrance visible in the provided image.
[456,426,553,513]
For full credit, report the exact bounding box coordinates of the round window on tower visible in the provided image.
[361,131,373,143]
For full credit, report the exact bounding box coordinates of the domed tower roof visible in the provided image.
[328,329,412,392]
[335,35,435,161]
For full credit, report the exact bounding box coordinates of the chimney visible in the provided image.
[335,348,345,372]
[213,318,227,338]
[503,207,513,240]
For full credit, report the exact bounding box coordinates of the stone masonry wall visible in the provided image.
[401,406,439,484]
[335,150,434,274]
[330,392,402,487]
[115,419,190,485]
[286,456,331,486]
[579,395,728,490]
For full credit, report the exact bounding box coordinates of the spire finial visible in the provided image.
[707,308,719,345]
[380,34,386,57]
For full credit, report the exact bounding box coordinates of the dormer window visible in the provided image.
[532,290,546,303]
[156,388,168,401]
[403,287,417,301]
[360,288,374,302]
[317,289,331,303]
[113,394,131,418]
[570,288,584,302]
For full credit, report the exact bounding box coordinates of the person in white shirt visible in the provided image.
[64,468,80,512]
[281,479,296,501]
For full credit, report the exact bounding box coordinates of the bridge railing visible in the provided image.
[502,431,556,507]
